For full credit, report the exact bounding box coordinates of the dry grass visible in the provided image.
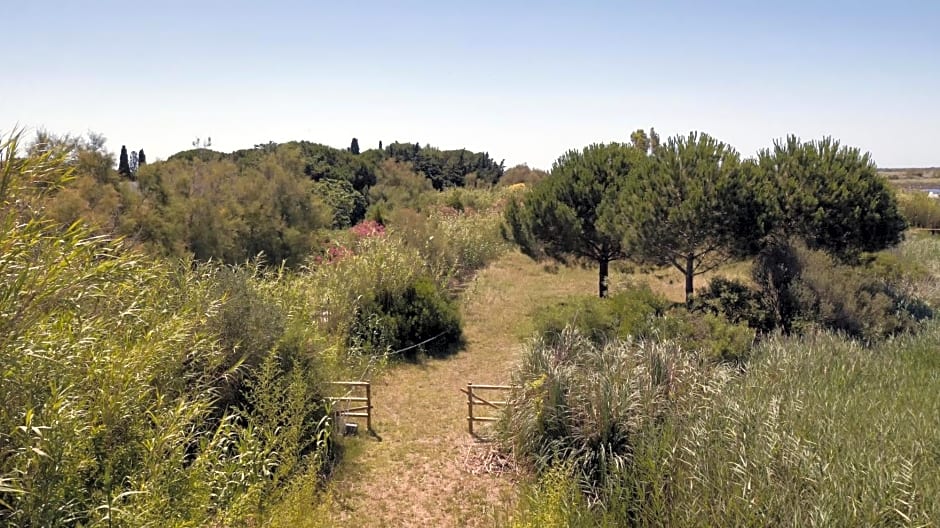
[325,252,748,527]
[327,252,600,527]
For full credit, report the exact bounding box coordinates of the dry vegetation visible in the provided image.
[326,252,600,527]
[320,249,754,527]
[881,167,940,189]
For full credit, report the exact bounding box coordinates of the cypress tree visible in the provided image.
[379,140,383,151]
[118,145,131,177]
[138,149,147,166]
[350,138,360,155]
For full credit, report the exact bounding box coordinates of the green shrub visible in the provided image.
[351,276,463,360]
[532,295,622,343]
[655,309,756,365]
[387,204,508,285]
[693,276,775,331]
[791,248,932,340]
[752,241,932,341]
[203,262,289,412]
[532,284,669,344]
[314,178,367,228]
[0,132,334,526]
[893,234,940,305]
[532,285,753,364]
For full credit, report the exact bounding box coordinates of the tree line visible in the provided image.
[30,132,511,267]
[506,129,906,300]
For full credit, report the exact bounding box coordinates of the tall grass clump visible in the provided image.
[500,330,730,500]
[0,132,333,526]
[897,190,940,228]
[504,324,940,526]
[891,233,940,305]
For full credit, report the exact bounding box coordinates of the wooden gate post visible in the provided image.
[328,381,373,434]
[467,382,474,435]
[365,381,373,432]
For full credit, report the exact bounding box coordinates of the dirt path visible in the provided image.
[327,251,598,527]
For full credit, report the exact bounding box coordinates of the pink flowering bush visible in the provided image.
[350,219,386,238]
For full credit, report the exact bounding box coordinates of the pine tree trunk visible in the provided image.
[599,259,609,298]
[685,254,695,305]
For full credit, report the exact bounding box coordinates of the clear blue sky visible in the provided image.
[3,0,938,169]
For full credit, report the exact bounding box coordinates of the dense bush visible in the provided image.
[366,158,434,217]
[892,234,940,306]
[0,134,334,526]
[387,196,509,285]
[498,164,549,187]
[752,241,931,341]
[693,276,775,331]
[657,310,756,365]
[532,284,754,364]
[384,141,504,188]
[793,248,932,340]
[351,276,463,360]
[531,284,669,344]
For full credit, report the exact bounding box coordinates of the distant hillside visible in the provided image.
[167,140,505,190]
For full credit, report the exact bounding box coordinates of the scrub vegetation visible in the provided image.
[3,123,938,527]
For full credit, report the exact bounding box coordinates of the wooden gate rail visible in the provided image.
[461,383,517,436]
[327,381,372,432]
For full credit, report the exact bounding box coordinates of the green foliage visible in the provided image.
[505,322,940,526]
[71,147,333,265]
[756,136,907,258]
[752,241,932,340]
[790,246,932,340]
[118,144,131,177]
[891,234,940,306]
[351,275,463,360]
[509,464,592,528]
[532,284,754,364]
[507,143,644,297]
[302,234,440,357]
[610,132,762,303]
[385,141,504,188]
[693,276,775,331]
[203,263,292,413]
[315,178,367,228]
[531,284,669,344]
[897,190,940,228]
[0,133,335,526]
[387,195,509,284]
[366,158,434,215]
[657,309,756,365]
[166,147,224,163]
[500,331,727,499]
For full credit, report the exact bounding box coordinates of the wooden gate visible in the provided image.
[327,381,372,432]
[462,383,516,436]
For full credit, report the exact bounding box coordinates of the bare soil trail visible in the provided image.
[328,251,598,527]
